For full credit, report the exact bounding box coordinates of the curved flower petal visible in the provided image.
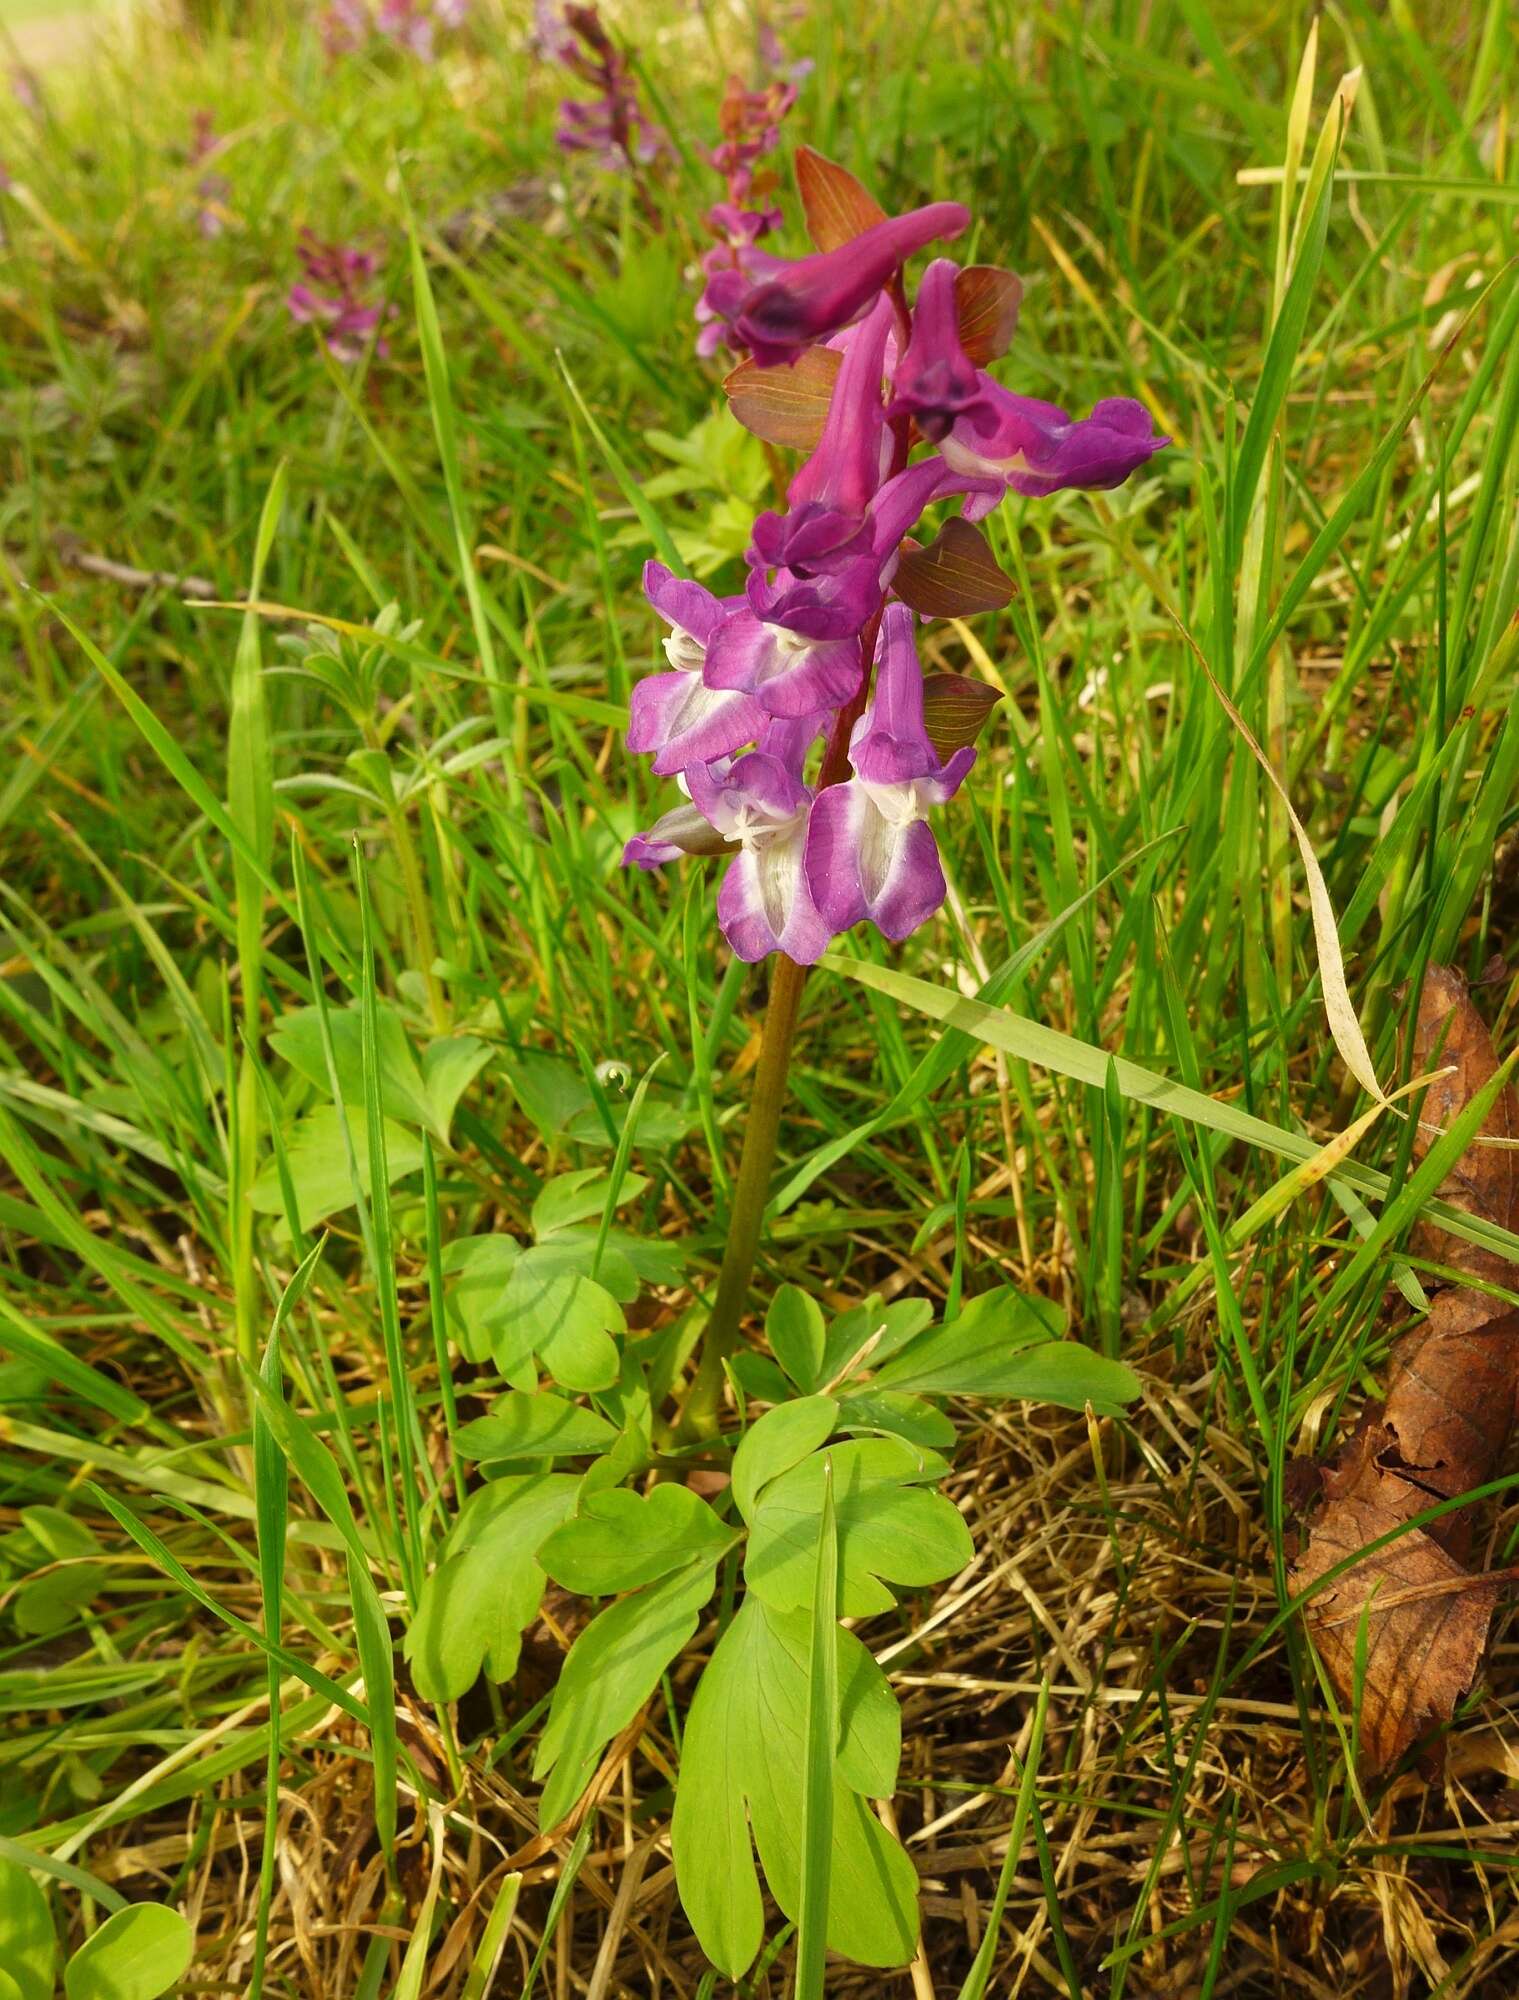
[703,610,863,718]
[886,258,998,443]
[723,201,971,368]
[941,385,1169,500]
[627,670,766,776]
[642,560,735,648]
[846,604,979,796]
[804,781,948,941]
[749,295,895,573]
[718,826,832,963]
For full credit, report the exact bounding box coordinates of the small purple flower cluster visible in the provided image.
[320,0,467,64]
[532,1,666,174]
[625,182,1170,965]
[286,230,393,363]
[695,40,808,359]
[189,111,231,241]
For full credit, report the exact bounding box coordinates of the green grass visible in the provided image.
[2,0,1519,1993]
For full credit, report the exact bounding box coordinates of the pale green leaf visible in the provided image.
[248,1106,424,1232]
[731,1395,839,1525]
[533,1556,720,1829]
[767,1285,826,1392]
[538,1485,733,1597]
[454,1391,618,1462]
[0,1857,56,2000]
[63,1903,193,2000]
[672,1597,918,1977]
[404,1474,580,1701]
[745,1438,971,1617]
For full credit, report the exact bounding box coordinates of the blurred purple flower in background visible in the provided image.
[287,230,393,362]
[189,110,231,240]
[533,4,667,176]
[320,0,468,63]
[694,29,805,355]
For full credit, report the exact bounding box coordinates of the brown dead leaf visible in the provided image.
[1409,962,1519,1288]
[724,347,841,449]
[794,146,887,254]
[1290,966,1519,1774]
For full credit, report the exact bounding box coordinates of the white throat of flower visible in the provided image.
[730,798,808,850]
[762,623,816,660]
[861,776,929,828]
[663,626,706,673]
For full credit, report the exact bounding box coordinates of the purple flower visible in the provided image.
[804,605,974,941]
[539,4,667,175]
[707,201,971,368]
[941,387,1170,507]
[685,723,831,964]
[629,563,769,776]
[887,258,1002,444]
[288,231,392,363]
[377,0,437,58]
[749,296,893,575]
[320,0,370,56]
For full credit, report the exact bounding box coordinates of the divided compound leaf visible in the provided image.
[672,1596,916,1977]
[248,1105,423,1232]
[0,1859,56,2000]
[731,1394,839,1525]
[873,1285,1141,1414]
[404,1473,580,1701]
[538,1484,733,1597]
[533,1555,723,1830]
[745,1437,972,1616]
[766,1284,826,1391]
[453,1391,619,1463]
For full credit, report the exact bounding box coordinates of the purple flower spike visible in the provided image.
[887,258,999,443]
[630,561,766,775]
[719,201,972,368]
[686,747,830,964]
[749,295,893,576]
[804,605,974,941]
[941,384,1169,508]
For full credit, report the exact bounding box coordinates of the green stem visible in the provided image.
[680,950,809,1435]
[676,600,890,1439]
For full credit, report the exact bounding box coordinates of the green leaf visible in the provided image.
[454,1391,618,1462]
[404,1474,580,1701]
[819,1298,934,1386]
[745,1438,971,1617]
[420,1036,493,1139]
[766,1286,826,1392]
[248,1106,424,1232]
[499,1253,624,1391]
[538,1485,732,1597]
[731,1396,839,1525]
[441,1235,522,1364]
[13,1566,106,1638]
[836,1389,957,1451]
[533,1556,721,1829]
[671,1597,918,1976]
[63,1903,193,2000]
[0,1857,56,2000]
[508,1050,694,1152]
[795,1465,839,2000]
[874,1287,1141,1414]
[531,1168,647,1238]
[270,1003,437,1136]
